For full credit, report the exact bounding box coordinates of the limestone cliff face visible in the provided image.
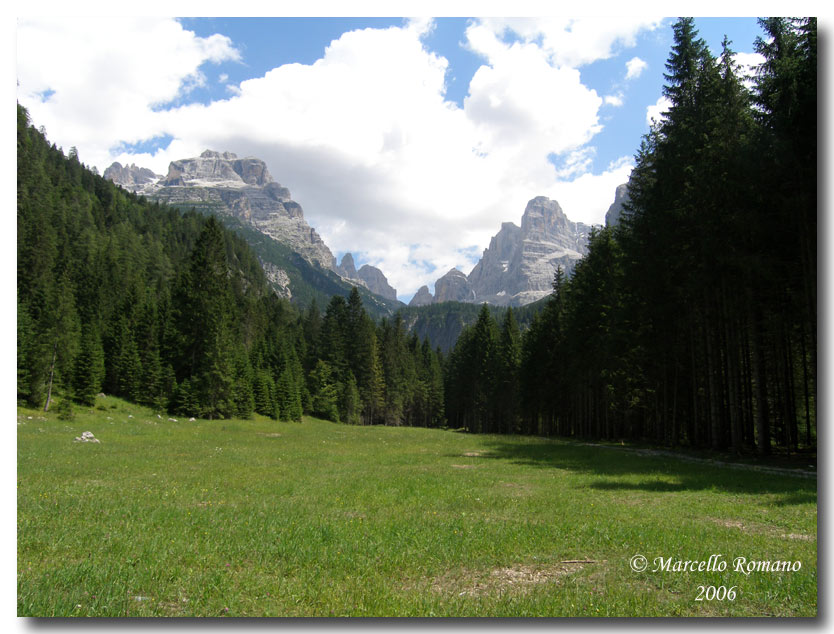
[605,183,630,227]
[408,285,434,307]
[434,268,474,303]
[509,196,591,305]
[335,253,398,301]
[102,162,161,191]
[428,196,591,307]
[105,150,336,271]
[357,264,397,301]
[337,253,359,280]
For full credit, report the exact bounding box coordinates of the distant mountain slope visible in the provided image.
[400,295,550,353]
[412,196,593,307]
[105,153,403,317]
[220,217,404,320]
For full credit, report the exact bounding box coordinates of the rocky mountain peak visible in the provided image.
[434,268,474,303]
[520,196,573,246]
[335,252,398,301]
[161,150,274,189]
[422,192,603,307]
[357,264,397,302]
[605,183,630,227]
[338,253,358,279]
[104,151,400,304]
[409,285,434,307]
[105,151,335,271]
[102,162,161,190]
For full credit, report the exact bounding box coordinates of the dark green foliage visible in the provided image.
[399,298,546,354]
[253,370,277,419]
[442,18,815,454]
[309,360,341,422]
[445,304,499,433]
[72,325,105,406]
[17,104,305,419]
[188,214,404,320]
[17,16,814,454]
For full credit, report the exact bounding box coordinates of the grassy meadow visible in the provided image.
[17,396,816,617]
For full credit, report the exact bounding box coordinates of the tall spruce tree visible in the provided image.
[174,216,239,419]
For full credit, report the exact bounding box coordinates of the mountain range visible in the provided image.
[411,196,593,308]
[105,150,624,313]
[104,151,402,316]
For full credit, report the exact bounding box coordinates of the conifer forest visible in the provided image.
[17,18,816,456]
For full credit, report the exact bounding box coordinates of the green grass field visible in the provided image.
[17,397,817,617]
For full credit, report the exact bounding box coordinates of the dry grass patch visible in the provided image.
[412,561,591,597]
[450,464,476,469]
[707,517,815,542]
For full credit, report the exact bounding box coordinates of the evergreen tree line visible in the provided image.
[17,17,816,454]
[444,18,816,454]
[17,104,298,420]
[17,103,443,427]
[299,294,444,426]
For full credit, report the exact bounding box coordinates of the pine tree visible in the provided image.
[175,216,239,419]
[496,307,521,434]
[309,360,340,422]
[72,324,105,406]
[339,371,362,425]
[254,369,277,418]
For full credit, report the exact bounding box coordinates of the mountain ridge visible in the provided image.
[104,152,400,308]
[410,195,595,308]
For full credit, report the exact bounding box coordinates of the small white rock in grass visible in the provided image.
[74,431,100,443]
[189,417,196,422]
[168,418,178,422]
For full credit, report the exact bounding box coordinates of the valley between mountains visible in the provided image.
[104,150,627,311]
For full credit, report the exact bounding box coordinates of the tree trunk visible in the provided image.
[43,342,57,412]
[750,303,770,456]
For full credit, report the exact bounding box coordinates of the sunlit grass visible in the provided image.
[17,396,816,617]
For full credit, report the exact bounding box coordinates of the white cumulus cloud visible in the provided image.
[625,56,647,79]
[16,17,661,300]
[646,95,672,126]
[467,17,663,68]
[604,93,624,107]
[17,17,240,169]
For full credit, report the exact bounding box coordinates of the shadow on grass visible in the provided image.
[474,438,817,506]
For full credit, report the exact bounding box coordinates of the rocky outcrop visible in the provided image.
[357,264,397,301]
[160,150,275,188]
[102,162,161,192]
[509,196,591,305]
[434,268,474,303]
[425,196,591,307]
[467,221,522,303]
[261,262,292,299]
[335,252,398,301]
[337,253,359,280]
[74,431,100,443]
[106,150,337,271]
[605,183,630,227]
[409,285,434,307]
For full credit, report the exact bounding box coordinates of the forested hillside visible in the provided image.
[17,104,441,425]
[399,297,546,353]
[17,17,816,456]
[444,18,816,454]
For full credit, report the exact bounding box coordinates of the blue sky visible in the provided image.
[16,16,768,301]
